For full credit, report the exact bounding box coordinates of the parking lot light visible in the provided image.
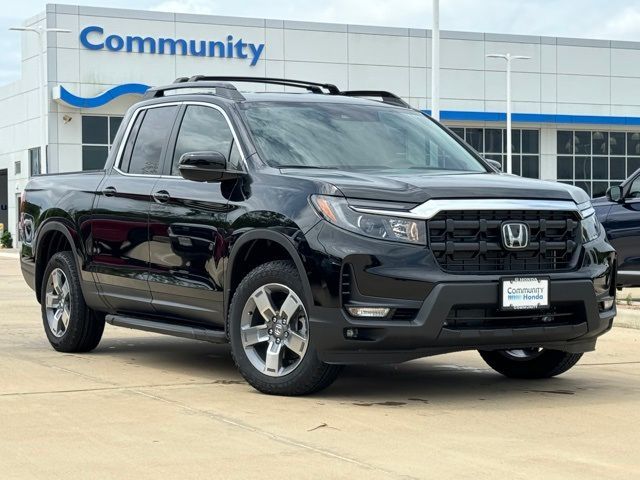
[9,26,71,175]
[486,53,531,174]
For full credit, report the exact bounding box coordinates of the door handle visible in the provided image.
[153,190,171,203]
[102,186,117,197]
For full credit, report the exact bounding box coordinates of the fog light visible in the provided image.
[345,328,358,338]
[347,307,390,318]
[603,299,614,310]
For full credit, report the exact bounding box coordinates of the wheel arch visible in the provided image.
[225,229,313,319]
[34,219,82,303]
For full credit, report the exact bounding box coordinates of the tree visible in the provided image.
[0,230,13,249]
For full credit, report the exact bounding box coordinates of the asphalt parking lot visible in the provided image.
[0,254,638,479]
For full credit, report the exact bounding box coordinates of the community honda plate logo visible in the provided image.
[502,277,549,309]
[80,26,265,66]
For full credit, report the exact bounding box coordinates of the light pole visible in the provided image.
[486,53,531,174]
[430,0,440,121]
[10,26,71,175]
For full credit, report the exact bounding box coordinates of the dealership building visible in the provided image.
[3,3,640,237]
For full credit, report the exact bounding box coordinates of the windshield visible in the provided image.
[240,101,487,173]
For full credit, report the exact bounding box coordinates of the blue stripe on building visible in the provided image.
[423,109,640,126]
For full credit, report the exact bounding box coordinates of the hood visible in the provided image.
[591,195,613,207]
[280,169,590,205]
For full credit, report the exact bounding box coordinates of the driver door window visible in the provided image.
[171,105,239,176]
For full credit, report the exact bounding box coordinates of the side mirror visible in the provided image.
[486,159,502,171]
[607,185,623,203]
[178,151,243,182]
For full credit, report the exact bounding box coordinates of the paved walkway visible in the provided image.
[1,256,639,479]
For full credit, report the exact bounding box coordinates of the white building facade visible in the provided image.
[3,3,640,238]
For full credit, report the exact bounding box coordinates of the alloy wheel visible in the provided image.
[240,283,309,377]
[500,348,543,361]
[44,268,71,338]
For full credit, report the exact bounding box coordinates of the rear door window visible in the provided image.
[121,106,178,175]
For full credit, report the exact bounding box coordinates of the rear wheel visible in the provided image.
[41,251,105,353]
[228,260,341,395]
[479,348,583,379]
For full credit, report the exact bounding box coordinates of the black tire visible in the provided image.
[40,251,105,353]
[228,260,341,396]
[479,349,583,379]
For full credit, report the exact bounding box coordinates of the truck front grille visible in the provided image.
[427,210,581,274]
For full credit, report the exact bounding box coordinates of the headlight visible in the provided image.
[581,213,601,243]
[310,195,426,245]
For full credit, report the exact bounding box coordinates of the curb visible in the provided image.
[614,308,640,330]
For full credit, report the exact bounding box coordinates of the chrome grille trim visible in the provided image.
[351,199,591,220]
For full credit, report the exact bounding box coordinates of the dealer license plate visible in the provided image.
[501,277,549,310]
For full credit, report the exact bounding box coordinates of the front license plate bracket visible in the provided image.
[501,277,549,310]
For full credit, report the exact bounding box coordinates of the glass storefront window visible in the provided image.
[629,157,640,177]
[81,115,124,170]
[557,129,640,197]
[446,126,540,178]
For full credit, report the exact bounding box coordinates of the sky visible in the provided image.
[2,0,640,84]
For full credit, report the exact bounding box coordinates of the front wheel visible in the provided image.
[479,348,583,379]
[228,260,341,396]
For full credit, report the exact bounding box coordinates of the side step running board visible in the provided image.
[105,314,227,344]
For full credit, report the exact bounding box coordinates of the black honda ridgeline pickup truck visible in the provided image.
[19,77,616,395]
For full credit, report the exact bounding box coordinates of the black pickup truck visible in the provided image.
[19,77,617,395]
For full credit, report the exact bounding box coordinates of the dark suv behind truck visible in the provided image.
[19,77,616,395]
[593,169,640,288]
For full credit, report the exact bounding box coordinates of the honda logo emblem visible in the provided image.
[502,222,529,250]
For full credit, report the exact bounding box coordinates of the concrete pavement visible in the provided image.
[0,256,639,479]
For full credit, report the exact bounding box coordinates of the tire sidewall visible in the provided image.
[41,251,88,351]
[228,261,325,390]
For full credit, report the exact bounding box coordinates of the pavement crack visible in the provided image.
[0,381,240,398]
[48,364,118,385]
[130,388,420,480]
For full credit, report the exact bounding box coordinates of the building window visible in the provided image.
[81,115,123,170]
[28,147,41,176]
[557,130,640,198]
[14,160,21,175]
[448,127,540,178]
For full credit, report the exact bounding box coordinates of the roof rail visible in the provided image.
[340,90,411,108]
[145,77,412,108]
[143,81,246,101]
[184,76,341,94]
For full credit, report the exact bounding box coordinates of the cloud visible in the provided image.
[150,0,219,15]
[308,0,428,27]
[0,17,22,85]
[597,5,640,39]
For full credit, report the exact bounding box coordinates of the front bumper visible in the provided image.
[310,279,615,364]
[304,221,617,365]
